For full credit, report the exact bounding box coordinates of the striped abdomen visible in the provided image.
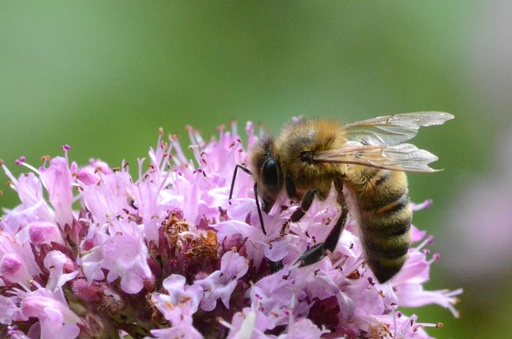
[345,167,412,283]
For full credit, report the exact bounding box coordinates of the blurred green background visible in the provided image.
[1,1,510,338]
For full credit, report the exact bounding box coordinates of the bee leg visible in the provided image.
[253,183,267,235]
[290,187,319,222]
[229,164,252,202]
[288,186,326,266]
[323,202,348,253]
[296,243,327,266]
[296,202,349,267]
[269,260,284,273]
[230,164,267,235]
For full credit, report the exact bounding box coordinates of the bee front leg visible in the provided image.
[290,187,319,222]
[230,164,267,235]
[229,164,252,202]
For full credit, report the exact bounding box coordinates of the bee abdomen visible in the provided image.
[360,196,412,283]
[355,170,413,283]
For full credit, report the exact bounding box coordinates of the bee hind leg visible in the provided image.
[296,202,349,267]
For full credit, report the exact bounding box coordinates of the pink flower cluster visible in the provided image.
[0,123,461,338]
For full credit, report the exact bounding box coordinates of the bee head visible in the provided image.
[249,136,284,213]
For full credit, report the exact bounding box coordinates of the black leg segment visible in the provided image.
[323,202,348,253]
[229,164,253,202]
[253,183,267,235]
[229,164,267,235]
[295,202,349,267]
[290,187,319,222]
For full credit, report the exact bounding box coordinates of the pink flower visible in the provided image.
[0,232,41,289]
[0,122,460,338]
[195,250,249,311]
[39,157,74,227]
[19,286,81,339]
[150,274,203,339]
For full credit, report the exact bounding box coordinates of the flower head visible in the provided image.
[0,121,460,338]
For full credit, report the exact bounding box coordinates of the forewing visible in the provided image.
[314,143,440,173]
[343,111,454,145]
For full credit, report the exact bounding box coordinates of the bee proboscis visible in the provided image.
[230,112,453,283]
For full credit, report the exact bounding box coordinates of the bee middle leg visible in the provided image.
[296,202,349,267]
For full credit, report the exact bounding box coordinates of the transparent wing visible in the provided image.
[342,111,454,146]
[314,112,453,172]
[314,143,440,173]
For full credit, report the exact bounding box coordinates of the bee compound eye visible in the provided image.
[261,158,280,188]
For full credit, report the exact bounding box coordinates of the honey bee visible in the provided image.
[230,112,453,283]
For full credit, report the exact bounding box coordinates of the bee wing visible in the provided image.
[315,143,441,173]
[343,111,454,145]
